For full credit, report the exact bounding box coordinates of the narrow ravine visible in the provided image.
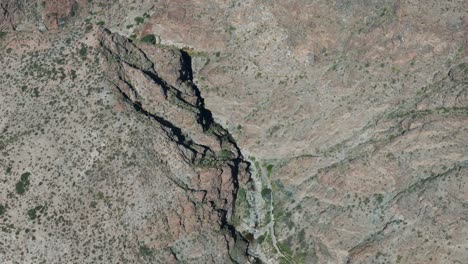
[248,158,295,264]
[98,27,299,263]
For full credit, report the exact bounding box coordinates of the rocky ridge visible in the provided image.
[99,28,258,262]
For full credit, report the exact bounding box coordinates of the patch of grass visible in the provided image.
[0,204,5,216]
[96,20,105,26]
[0,31,7,39]
[16,172,31,195]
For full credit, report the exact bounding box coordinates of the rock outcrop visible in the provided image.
[99,28,255,262]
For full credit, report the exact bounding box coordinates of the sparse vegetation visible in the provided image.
[0,3,465,262]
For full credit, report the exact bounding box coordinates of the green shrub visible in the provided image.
[16,172,31,194]
[266,164,274,175]
[79,45,88,58]
[32,87,40,97]
[71,70,77,80]
[21,172,30,182]
[140,34,156,44]
[261,188,272,201]
[85,24,93,32]
[27,207,39,220]
[374,193,384,204]
[27,205,45,220]
[134,17,144,25]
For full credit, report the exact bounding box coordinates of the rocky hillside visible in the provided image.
[0,0,467,263]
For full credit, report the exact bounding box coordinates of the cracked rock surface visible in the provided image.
[1,1,467,263]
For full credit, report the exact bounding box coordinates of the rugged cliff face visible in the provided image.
[98,27,255,262]
[1,1,467,263]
